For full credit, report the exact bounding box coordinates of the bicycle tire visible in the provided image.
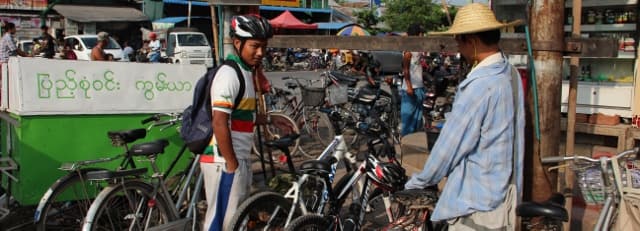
[82,180,177,231]
[252,112,301,159]
[228,191,296,231]
[364,188,405,229]
[297,109,335,159]
[284,214,331,231]
[35,168,106,231]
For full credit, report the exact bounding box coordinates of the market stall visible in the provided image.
[0,58,205,205]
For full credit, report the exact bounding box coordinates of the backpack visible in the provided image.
[180,60,245,154]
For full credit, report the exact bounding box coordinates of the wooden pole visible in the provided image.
[440,0,452,26]
[210,5,220,64]
[562,0,581,230]
[529,0,564,201]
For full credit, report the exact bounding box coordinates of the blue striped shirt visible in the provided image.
[0,33,17,63]
[404,53,525,221]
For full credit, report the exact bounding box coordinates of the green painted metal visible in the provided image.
[1,114,190,205]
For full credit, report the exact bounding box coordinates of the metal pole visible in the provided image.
[529,0,564,201]
[188,1,192,28]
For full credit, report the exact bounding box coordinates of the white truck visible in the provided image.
[164,28,214,68]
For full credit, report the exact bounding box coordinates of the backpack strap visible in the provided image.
[222,59,246,111]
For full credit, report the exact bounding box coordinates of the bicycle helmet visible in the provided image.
[230,15,274,40]
[367,160,407,190]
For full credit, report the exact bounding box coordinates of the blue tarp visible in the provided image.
[154,16,209,24]
[163,0,209,7]
[316,22,354,30]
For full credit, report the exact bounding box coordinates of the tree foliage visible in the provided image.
[382,0,456,33]
[353,8,383,34]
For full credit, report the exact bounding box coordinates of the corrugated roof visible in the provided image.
[53,5,148,22]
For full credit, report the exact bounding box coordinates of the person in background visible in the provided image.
[31,38,42,56]
[0,22,30,63]
[400,23,426,136]
[404,3,524,230]
[91,31,112,61]
[200,14,273,231]
[148,32,161,62]
[62,41,77,60]
[40,25,55,59]
[122,40,134,62]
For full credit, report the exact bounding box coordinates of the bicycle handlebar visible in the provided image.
[541,147,640,164]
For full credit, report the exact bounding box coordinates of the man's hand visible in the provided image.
[225,161,238,173]
[407,87,415,97]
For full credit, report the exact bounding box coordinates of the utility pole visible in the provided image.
[529,0,564,201]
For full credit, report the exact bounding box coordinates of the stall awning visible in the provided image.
[270,10,318,30]
[259,5,332,14]
[53,5,149,22]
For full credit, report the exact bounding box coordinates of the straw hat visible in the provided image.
[430,3,523,35]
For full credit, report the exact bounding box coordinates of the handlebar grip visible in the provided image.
[282,76,291,80]
[141,115,158,124]
[541,156,566,164]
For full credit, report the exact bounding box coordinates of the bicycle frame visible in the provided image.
[283,134,356,225]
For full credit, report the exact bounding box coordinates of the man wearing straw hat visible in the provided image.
[404,3,525,230]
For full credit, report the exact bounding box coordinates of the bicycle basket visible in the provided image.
[573,161,614,205]
[612,155,640,195]
[301,87,325,107]
[327,84,348,106]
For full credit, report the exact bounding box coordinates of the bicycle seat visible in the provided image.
[299,159,332,175]
[129,139,169,156]
[107,128,147,145]
[392,187,439,208]
[516,193,568,221]
[329,71,358,87]
[265,134,300,152]
[85,168,148,181]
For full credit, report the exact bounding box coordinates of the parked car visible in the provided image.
[64,35,124,61]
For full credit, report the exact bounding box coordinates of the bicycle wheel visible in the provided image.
[253,112,300,158]
[35,168,106,231]
[83,180,177,231]
[297,109,335,158]
[228,191,296,231]
[364,189,404,230]
[284,214,331,231]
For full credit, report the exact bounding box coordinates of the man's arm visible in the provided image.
[91,47,106,61]
[402,52,414,96]
[212,111,238,172]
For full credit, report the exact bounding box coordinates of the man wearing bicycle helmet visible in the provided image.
[404,3,524,230]
[200,14,273,231]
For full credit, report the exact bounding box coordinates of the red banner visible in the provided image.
[0,0,48,10]
[262,0,299,7]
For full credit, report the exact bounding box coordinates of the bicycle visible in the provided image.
[33,115,179,231]
[230,103,406,231]
[258,75,338,158]
[530,147,640,231]
[80,113,215,231]
[283,115,408,231]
